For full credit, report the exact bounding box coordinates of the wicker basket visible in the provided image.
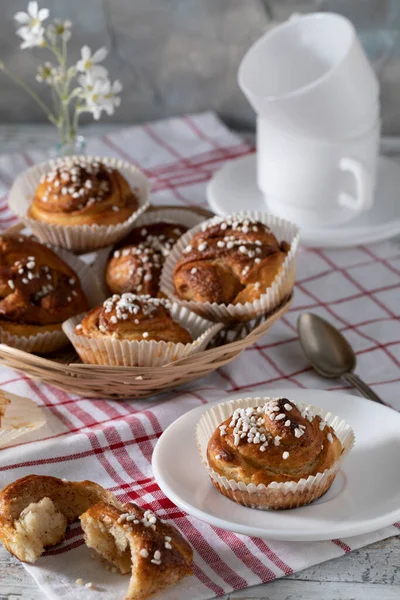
[0,295,292,399]
[0,205,294,399]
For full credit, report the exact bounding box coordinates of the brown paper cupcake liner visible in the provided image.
[8,156,150,252]
[0,390,46,447]
[196,396,355,510]
[63,302,223,367]
[160,211,299,322]
[0,246,105,354]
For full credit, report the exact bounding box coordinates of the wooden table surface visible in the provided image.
[0,124,399,600]
[1,538,399,600]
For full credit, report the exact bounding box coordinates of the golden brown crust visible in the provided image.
[0,235,88,334]
[0,392,10,426]
[105,222,187,296]
[80,501,193,600]
[0,474,121,562]
[207,398,343,487]
[173,217,290,305]
[75,293,192,343]
[28,157,138,227]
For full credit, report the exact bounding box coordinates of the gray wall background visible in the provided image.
[1,0,400,133]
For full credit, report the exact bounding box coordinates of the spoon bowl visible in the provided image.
[297,312,356,378]
[297,312,385,405]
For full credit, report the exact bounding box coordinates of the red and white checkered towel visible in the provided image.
[0,112,398,599]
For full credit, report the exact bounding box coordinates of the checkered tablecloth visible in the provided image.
[0,112,398,599]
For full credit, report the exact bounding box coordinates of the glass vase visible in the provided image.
[54,134,86,157]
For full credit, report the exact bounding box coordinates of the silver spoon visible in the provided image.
[297,312,385,405]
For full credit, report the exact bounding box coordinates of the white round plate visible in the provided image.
[152,388,400,541]
[206,154,400,248]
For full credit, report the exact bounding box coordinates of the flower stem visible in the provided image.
[47,40,74,146]
[49,43,64,68]
[72,104,82,138]
[51,86,59,118]
[63,99,71,142]
[0,65,57,125]
[62,38,67,65]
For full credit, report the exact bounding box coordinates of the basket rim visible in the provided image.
[0,205,294,398]
[0,294,293,375]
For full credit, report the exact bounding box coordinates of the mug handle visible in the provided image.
[338,157,373,211]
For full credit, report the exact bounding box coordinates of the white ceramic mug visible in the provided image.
[238,12,379,140]
[257,117,380,227]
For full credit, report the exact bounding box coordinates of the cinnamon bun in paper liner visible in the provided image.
[0,235,104,353]
[196,396,354,510]
[0,390,45,448]
[8,156,150,252]
[95,207,205,297]
[160,211,299,322]
[63,293,222,367]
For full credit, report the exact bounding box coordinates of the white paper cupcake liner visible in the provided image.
[0,390,46,448]
[92,206,208,296]
[0,246,105,354]
[8,155,150,252]
[160,211,300,322]
[62,302,223,367]
[134,206,207,230]
[196,396,355,510]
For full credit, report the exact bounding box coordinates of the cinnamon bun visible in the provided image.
[0,235,88,350]
[0,475,121,563]
[80,501,193,600]
[105,222,187,296]
[75,294,192,344]
[173,216,290,305]
[201,397,353,509]
[29,156,139,227]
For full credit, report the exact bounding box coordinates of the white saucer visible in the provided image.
[152,388,400,541]
[206,154,400,247]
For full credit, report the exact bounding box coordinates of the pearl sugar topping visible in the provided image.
[202,216,263,234]
[41,156,112,207]
[102,293,169,323]
[221,398,332,452]
[191,217,274,272]
[227,404,270,452]
[9,253,78,305]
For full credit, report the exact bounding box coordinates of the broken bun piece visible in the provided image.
[0,474,121,563]
[80,501,193,600]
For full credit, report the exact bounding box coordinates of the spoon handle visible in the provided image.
[342,372,386,405]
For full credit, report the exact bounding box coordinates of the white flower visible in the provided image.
[35,62,64,85]
[80,78,108,120]
[47,18,72,43]
[99,79,123,116]
[77,71,97,93]
[76,46,108,78]
[14,2,48,49]
[36,61,55,83]
[17,26,46,49]
[14,2,49,27]
[79,76,123,120]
